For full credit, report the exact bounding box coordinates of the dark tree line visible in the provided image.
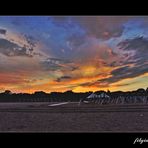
[0,90,91,102]
[0,88,148,102]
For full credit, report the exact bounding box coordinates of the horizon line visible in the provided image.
[1,87,148,94]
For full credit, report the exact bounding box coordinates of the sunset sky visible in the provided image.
[0,16,148,93]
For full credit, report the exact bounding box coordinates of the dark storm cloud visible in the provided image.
[55,76,72,82]
[0,38,33,57]
[0,29,6,35]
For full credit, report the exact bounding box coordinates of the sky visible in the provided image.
[0,16,148,93]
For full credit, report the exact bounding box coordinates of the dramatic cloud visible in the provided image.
[0,16,148,93]
[0,28,6,35]
[117,36,148,68]
[0,38,33,57]
[97,36,148,86]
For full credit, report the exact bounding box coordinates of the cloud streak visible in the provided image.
[55,76,72,82]
[41,57,78,71]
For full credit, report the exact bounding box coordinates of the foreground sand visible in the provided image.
[0,102,148,132]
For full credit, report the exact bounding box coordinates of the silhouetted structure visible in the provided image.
[0,88,148,104]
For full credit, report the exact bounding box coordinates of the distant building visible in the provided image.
[80,91,148,105]
[79,92,110,105]
[87,92,110,99]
